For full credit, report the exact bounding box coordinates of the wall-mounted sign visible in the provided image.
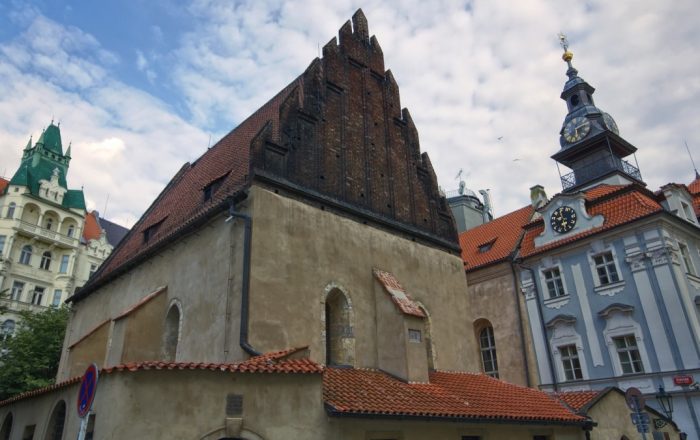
[77,363,99,418]
[673,375,694,386]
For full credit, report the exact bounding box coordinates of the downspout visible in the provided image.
[227,197,261,357]
[510,263,532,387]
[517,262,559,391]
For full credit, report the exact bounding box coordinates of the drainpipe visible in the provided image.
[226,197,260,357]
[510,263,532,387]
[516,262,559,392]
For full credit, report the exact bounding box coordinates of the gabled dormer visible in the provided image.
[533,191,604,248]
[659,183,699,226]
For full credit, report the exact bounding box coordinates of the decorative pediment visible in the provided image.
[534,193,604,248]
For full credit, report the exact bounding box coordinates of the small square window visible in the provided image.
[543,267,566,298]
[408,329,421,343]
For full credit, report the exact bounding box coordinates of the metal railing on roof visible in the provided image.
[560,158,642,191]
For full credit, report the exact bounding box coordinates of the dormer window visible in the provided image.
[203,173,229,203]
[681,201,694,221]
[143,218,166,244]
[477,238,496,253]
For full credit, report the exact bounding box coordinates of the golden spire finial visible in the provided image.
[558,32,574,63]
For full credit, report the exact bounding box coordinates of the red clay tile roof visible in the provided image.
[72,79,301,302]
[0,178,8,194]
[372,269,426,318]
[688,176,700,216]
[0,348,322,407]
[323,368,586,424]
[459,205,534,271]
[520,184,663,258]
[82,210,102,241]
[553,390,600,412]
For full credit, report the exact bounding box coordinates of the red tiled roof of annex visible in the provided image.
[323,368,585,424]
[459,205,533,271]
[553,390,600,412]
[688,176,700,216]
[0,347,322,407]
[0,177,8,194]
[79,78,302,297]
[82,211,102,241]
[520,184,663,258]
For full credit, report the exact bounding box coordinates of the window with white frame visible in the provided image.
[478,325,499,378]
[19,245,32,265]
[10,281,24,301]
[613,334,644,374]
[59,255,69,274]
[559,344,583,380]
[593,252,620,285]
[52,289,62,307]
[1,320,15,341]
[40,251,52,270]
[679,242,697,276]
[31,287,45,306]
[543,267,566,298]
[5,202,15,219]
[67,225,75,238]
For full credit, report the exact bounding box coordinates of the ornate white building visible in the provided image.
[0,122,127,337]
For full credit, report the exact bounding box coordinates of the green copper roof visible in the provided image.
[8,122,84,210]
[36,124,63,155]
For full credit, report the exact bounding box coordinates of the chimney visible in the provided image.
[530,185,548,210]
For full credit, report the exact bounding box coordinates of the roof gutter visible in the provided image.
[226,197,261,357]
[324,403,589,427]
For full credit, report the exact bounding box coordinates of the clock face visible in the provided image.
[602,113,619,135]
[550,206,577,234]
[563,117,591,144]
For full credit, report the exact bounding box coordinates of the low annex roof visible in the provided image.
[323,368,586,425]
[0,177,8,194]
[458,205,533,271]
[519,184,663,258]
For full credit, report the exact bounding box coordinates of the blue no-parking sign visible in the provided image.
[77,363,99,418]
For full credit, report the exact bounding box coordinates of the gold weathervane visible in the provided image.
[558,32,574,63]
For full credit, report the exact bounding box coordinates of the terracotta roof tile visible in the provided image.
[372,269,426,318]
[0,177,8,194]
[82,211,102,241]
[0,347,322,407]
[688,177,700,195]
[458,205,534,271]
[520,184,663,258]
[75,79,300,300]
[323,368,586,424]
[553,390,600,412]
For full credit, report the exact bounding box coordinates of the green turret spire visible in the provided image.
[35,123,64,155]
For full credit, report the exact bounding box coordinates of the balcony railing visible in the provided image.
[0,298,49,313]
[560,158,642,191]
[15,220,79,247]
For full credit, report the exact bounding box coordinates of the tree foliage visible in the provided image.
[0,306,70,400]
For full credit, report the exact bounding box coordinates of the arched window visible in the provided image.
[19,245,32,265]
[325,289,354,366]
[45,218,53,230]
[5,203,15,219]
[44,400,66,440]
[66,225,75,238]
[1,321,15,341]
[40,252,52,270]
[0,413,12,440]
[163,304,181,361]
[476,322,499,378]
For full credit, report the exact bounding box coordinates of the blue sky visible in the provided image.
[0,0,699,227]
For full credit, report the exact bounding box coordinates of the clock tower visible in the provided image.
[552,35,643,192]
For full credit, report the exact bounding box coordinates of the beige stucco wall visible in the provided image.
[119,290,168,363]
[467,262,539,386]
[68,321,109,378]
[247,186,478,372]
[59,184,479,380]
[587,391,679,439]
[0,370,587,440]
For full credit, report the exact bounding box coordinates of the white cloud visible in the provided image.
[1,0,699,226]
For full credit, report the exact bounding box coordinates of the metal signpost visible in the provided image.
[625,387,649,439]
[76,363,99,440]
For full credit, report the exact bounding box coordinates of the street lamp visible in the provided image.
[655,386,673,420]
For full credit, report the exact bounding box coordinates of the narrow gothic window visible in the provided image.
[19,245,32,265]
[478,325,499,378]
[46,218,53,230]
[163,304,181,361]
[325,289,353,366]
[6,203,15,219]
[40,251,52,270]
[45,400,66,440]
[0,413,12,440]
